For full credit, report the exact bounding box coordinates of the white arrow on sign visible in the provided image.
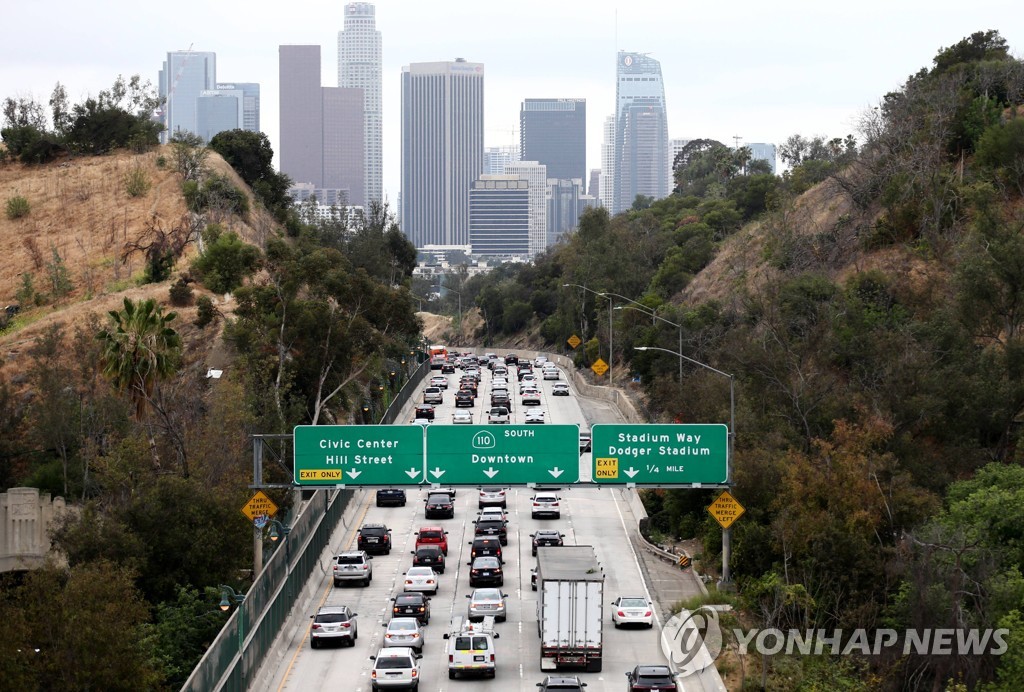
[483,467,499,479]
[405,468,420,479]
[347,469,362,479]
[549,467,564,478]
[623,467,640,478]
[429,467,446,479]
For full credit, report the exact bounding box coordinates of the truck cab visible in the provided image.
[443,615,500,680]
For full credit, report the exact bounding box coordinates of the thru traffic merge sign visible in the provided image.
[293,425,426,485]
[567,334,582,349]
[591,358,608,376]
[241,490,278,522]
[707,490,745,529]
[426,425,580,485]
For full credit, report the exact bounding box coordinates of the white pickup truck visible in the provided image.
[487,406,510,424]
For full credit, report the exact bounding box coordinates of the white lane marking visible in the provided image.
[612,488,662,628]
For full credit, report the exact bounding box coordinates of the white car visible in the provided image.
[478,487,507,509]
[519,375,537,392]
[383,617,424,653]
[611,596,655,628]
[403,566,439,595]
[531,493,561,519]
[534,356,549,367]
[430,375,448,389]
[552,382,570,396]
[452,410,473,424]
[492,377,508,389]
[542,366,560,380]
[524,409,546,424]
[477,507,508,523]
[370,647,422,689]
[521,389,541,406]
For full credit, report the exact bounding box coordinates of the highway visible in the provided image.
[254,354,703,691]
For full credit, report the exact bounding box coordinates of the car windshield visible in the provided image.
[315,612,348,623]
[478,521,503,528]
[396,596,422,605]
[336,555,363,564]
[420,531,442,539]
[455,636,490,650]
[474,557,500,568]
[482,487,502,493]
[474,589,502,599]
[408,567,432,576]
[537,532,560,539]
[362,526,386,536]
[427,495,449,503]
[389,620,418,631]
[376,657,413,669]
[620,598,648,607]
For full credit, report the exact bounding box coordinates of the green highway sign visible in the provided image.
[591,424,728,485]
[294,425,425,485]
[425,425,580,485]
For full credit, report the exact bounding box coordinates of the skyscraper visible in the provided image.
[196,89,242,143]
[338,2,382,206]
[746,142,778,173]
[520,98,586,183]
[159,51,217,143]
[600,115,615,209]
[280,45,365,204]
[216,82,260,132]
[470,176,530,257]
[401,59,484,249]
[484,145,520,175]
[503,161,547,257]
[613,52,670,213]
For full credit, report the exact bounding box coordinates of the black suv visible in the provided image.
[469,536,503,562]
[456,390,475,407]
[356,523,392,554]
[531,530,565,556]
[626,665,677,691]
[504,353,518,365]
[474,518,508,545]
[392,592,431,625]
[375,488,406,507]
[410,546,446,573]
[425,493,455,519]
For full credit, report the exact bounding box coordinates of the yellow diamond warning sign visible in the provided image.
[595,457,618,479]
[591,358,609,376]
[567,334,582,349]
[707,490,745,529]
[241,490,279,522]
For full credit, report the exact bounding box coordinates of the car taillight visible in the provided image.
[362,565,369,570]
[418,606,425,612]
[449,655,454,663]
[341,622,350,628]
[644,610,653,617]
[311,624,321,630]
[385,633,392,639]
[533,502,540,507]
[371,671,377,679]
[411,669,418,678]
[490,654,495,662]
[471,569,479,575]
[618,610,626,617]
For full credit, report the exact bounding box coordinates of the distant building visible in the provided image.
[520,98,586,183]
[503,161,548,257]
[338,2,383,206]
[401,59,484,249]
[279,45,365,204]
[195,89,242,143]
[746,142,778,174]
[216,82,260,132]
[588,169,601,199]
[600,115,615,209]
[159,50,217,143]
[484,145,520,175]
[548,178,597,245]
[469,176,530,257]
[614,52,670,213]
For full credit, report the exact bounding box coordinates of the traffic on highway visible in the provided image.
[256,351,689,692]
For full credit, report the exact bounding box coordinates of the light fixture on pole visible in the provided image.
[218,585,246,672]
[634,345,737,587]
[614,303,684,385]
[267,518,292,564]
[562,283,614,386]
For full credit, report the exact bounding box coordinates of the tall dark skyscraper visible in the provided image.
[279,45,365,205]
[613,52,669,214]
[401,59,484,249]
[519,98,586,183]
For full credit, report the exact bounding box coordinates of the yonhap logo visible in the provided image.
[661,606,723,677]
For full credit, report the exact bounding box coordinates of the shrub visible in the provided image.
[194,295,216,327]
[5,195,30,219]
[155,155,167,169]
[190,226,261,294]
[124,165,151,198]
[15,273,39,306]
[46,247,73,299]
[168,277,194,307]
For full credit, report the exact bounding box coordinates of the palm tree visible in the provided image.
[97,297,182,419]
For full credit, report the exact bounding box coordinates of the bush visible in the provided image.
[156,155,167,169]
[5,195,30,219]
[190,226,261,294]
[168,277,194,307]
[124,165,151,198]
[194,295,216,327]
[183,174,249,216]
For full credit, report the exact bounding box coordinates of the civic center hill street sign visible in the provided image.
[293,425,425,485]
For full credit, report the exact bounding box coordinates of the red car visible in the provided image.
[415,526,449,555]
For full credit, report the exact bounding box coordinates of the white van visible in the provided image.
[443,615,500,680]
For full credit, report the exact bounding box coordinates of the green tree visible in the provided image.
[97,297,182,419]
[190,224,262,294]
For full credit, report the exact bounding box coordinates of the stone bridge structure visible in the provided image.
[0,487,65,572]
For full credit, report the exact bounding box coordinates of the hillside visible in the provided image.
[0,146,274,383]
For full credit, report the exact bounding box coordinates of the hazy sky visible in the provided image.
[1,1,1018,202]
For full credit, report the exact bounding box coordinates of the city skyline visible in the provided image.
[2,1,1018,208]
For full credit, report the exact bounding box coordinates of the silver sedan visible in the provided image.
[611,596,654,628]
[383,617,424,653]
[466,588,508,622]
[403,566,439,595]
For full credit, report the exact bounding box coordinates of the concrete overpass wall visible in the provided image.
[0,487,66,572]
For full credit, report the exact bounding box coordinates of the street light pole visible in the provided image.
[219,585,246,676]
[562,283,614,386]
[634,345,736,587]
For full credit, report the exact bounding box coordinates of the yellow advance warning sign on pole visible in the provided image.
[567,334,582,349]
[241,490,279,522]
[707,490,745,529]
[591,358,609,376]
